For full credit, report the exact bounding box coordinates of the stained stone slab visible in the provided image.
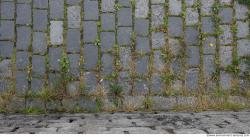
[235,2,248,20]
[15,71,28,95]
[136,37,150,53]
[32,32,47,55]
[237,40,250,57]
[186,8,199,25]
[219,25,232,45]
[84,44,98,70]
[32,55,46,76]
[16,51,29,70]
[118,0,131,7]
[68,54,80,77]
[169,38,181,56]
[0,41,14,58]
[219,8,233,24]
[187,46,200,67]
[118,8,132,26]
[102,0,115,12]
[49,0,64,20]
[33,9,48,31]
[171,80,183,91]
[83,21,98,43]
[101,13,115,31]
[152,32,165,49]
[118,27,132,46]
[16,27,31,50]
[170,58,183,76]
[168,17,183,37]
[0,80,11,93]
[49,47,62,71]
[67,81,80,96]
[136,56,149,74]
[34,0,48,8]
[101,32,115,51]
[16,4,31,25]
[0,59,12,78]
[84,72,97,93]
[67,29,81,53]
[135,0,149,18]
[120,47,131,69]
[31,78,44,92]
[185,27,199,46]
[236,21,249,38]
[202,17,215,34]
[151,5,164,27]
[220,46,232,68]
[201,0,215,15]
[203,55,215,78]
[154,51,164,71]
[67,6,81,28]
[84,0,99,20]
[151,73,164,94]
[102,54,113,74]
[0,21,14,40]
[50,21,63,45]
[1,2,15,19]
[185,0,197,6]
[220,71,232,90]
[203,36,216,55]
[135,19,149,36]
[169,0,182,15]
[135,79,149,94]
[186,68,199,91]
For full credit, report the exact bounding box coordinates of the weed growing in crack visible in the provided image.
[109,83,124,108]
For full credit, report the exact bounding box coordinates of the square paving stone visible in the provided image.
[16,26,31,50]
[185,27,199,46]
[0,41,13,58]
[49,47,62,71]
[101,13,115,31]
[0,21,14,40]
[151,73,164,93]
[0,80,11,93]
[219,25,232,45]
[84,0,99,20]
[168,17,183,37]
[102,54,113,75]
[33,9,48,31]
[0,59,12,78]
[219,8,233,24]
[135,19,149,36]
[67,6,81,28]
[102,0,115,12]
[120,47,131,69]
[67,29,81,53]
[203,55,216,78]
[1,2,15,19]
[237,39,250,57]
[32,55,46,76]
[220,46,232,68]
[32,32,47,55]
[68,54,80,77]
[235,2,248,20]
[16,4,31,25]
[152,32,165,49]
[118,0,131,7]
[84,44,98,70]
[135,0,149,18]
[187,46,200,67]
[16,51,29,70]
[15,71,28,95]
[220,71,232,90]
[169,38,181,56]
[186,8,199,25]
[136,56,149,74]
[201,0,215,15]
[203,36,216,55]
[202,17,215,34]
[118,8,132,26]
[101,32,115,51]
[236,21,249,38]
[151,5,164,27]
[154,51,164,71]
[185,0,197,6]
[84,72,97,93]
[31,78,44,92]
[118,27,132,46]
[169,0,182,15]
[135,79,149,95]
[50,21,63,45]
[34,0,48,8]
[66,0,81,5]
[170,58,182,75]
[186,68,199,91]
[83,21,98,43]
[49,0,64,20]
[136,37,150,53]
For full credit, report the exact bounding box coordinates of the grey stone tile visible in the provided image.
[101,32,115,51]
[34,0,48,8]
[118,8,132,26]
[1,2,15,19]
[33,9,48,31]
[219,25,232,45]
[32,32,47,55]
[203,36,216,55]
[102,0,115,12]
[32,55,46,76]
[236,21,249,38]
[220,46,232,68]
[49,0,64,20]
[186,68,199,91]
[50,21,63,45]
[136,37,150,53]
[67,29,81,53]
[237,39,250,57]
[135,0,149,18]
[83,21,97,43]
[187,46,200,67]
[101,13,115,31]
[0,41,14,58]
[16,26,31,50]
[16,51,29,70]
[118,27,132,46]
[220,71,232,90]
[67,6,81,28]
[151,5,164,27]
[16,4,31,25]
[186,8,199,25]
[202,17,215,34]
[185,27,199,46]
[0,21,14,40]
[84,0,99,20]
[152,32,165,49]
[169,0,182,15]
[84,72,97,93]
[15,71,28,95]
[135,19,149,36]
[49,47,62,71]
[102,54,113,75]
[219,8,233,24]
[84,44,98,70]
[136,56,149,74]
[168,17,183,37]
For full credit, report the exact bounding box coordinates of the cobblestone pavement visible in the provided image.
[0,111,250,134]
